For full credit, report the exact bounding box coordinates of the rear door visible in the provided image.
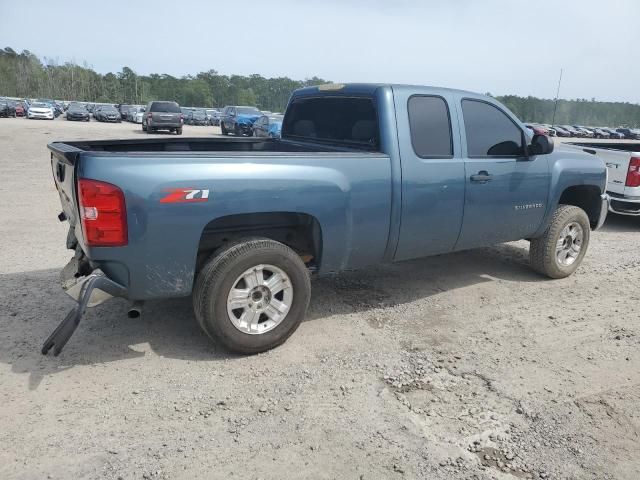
[393,91,466,260]
[455,97,550,249]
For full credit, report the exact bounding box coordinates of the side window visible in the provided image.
[461,99,524,157]
[407,96,453,157]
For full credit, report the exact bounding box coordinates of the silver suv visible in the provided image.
[143,101,183,134]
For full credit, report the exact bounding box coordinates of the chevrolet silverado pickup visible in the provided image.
[43,83,609,356]
[570,142,640,216]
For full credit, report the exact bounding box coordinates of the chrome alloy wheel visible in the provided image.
[556,222,583,266]
[226,264,293,334]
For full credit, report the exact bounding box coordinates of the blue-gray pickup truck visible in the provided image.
[44,83,609,356]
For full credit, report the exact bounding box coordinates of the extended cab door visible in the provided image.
[454,96,550,250]
[393,91,466,261]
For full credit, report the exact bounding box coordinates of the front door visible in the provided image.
[455,97,550,250]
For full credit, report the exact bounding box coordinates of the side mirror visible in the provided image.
[529,134,554,156]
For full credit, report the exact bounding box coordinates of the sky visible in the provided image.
[1,0,639,103]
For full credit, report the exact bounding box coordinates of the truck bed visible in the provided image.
[49,136,377,161]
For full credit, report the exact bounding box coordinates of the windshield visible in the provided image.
[69,104,85,110]
[237,107,261,116]
[32,103,50,108]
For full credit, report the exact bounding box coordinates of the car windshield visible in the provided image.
[32,103,49,108]
[69,104,85,110]
[103,107,118,113]
[237,107,261,115]
[269,115,284,123]
[193,111,206,118]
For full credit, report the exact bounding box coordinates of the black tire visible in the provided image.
[193,238,311,354]
[142,123,147,131]
[530,205,591,279]
[234,124,243,136]
[221,123,228,135]
[176,127,183,135]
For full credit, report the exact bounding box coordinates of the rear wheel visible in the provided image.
[234,124,242,136]
[221,123,228,135]
[193,238,311,354]
[176,127,183,135]
[530,205,590,279]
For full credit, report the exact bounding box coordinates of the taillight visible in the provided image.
[147,112,152,119]
[78,179,128,246]
[626,157,640,188]
[180,113,184,123]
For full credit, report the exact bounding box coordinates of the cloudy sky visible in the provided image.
[2,0,639,102]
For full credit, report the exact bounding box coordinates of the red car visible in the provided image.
[14,102,25,117]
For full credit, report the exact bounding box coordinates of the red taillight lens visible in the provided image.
[626,157,640,188]
[147,112,152,119]
[78,179,128,246]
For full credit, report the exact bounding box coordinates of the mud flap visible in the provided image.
[41,273,127,356]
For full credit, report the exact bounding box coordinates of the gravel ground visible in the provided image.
[1,117,639,480]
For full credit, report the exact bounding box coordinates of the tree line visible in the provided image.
[1,46,638,126]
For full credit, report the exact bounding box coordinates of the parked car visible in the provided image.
[525,124,549,136]
[13,101,25,117]
[126,105,141,122]
[220,105,263,136]
[616,128,640,140]
[95,105,121,122]
[131,106,145,123]
[602,128,623,139]
[571,141,640,216]
[252,114,284,138]
[0,99,17,117]
[574,126,595,138]
[27,102,55,120]
[43,83,608,356]
[188,109,208,126]
[208,109,222,126]
[142,100,183,134]
[66,103,90,121]
[118,104,131,120]
[552,126,571,137]
[560,125,583,137]
[591,128,610,139]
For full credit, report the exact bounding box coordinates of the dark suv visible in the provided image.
[220,105,263,136]
[143,101,183,134]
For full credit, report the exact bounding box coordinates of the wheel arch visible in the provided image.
[196,212,323,274]
[557,185,603,229]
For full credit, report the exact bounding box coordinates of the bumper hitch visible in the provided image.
[41,272,127,356]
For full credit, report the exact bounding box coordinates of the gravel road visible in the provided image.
[1,117,639,480]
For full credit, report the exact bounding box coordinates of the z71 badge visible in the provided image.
[160,188,210,203]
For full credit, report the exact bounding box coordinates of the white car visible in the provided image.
[132,107,145,124]
[28,102,55,120]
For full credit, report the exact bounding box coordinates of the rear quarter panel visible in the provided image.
[78,152,392,299]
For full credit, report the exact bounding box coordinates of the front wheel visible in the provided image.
[193,238,311,354]
[530,205,591,279]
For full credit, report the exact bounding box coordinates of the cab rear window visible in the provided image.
[282,96,379,149]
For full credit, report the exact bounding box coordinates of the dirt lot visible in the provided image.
[1,117,639,480]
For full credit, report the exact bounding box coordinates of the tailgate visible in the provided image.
[152,112,180,124]
[49,143,81,229]
[595,149,632,196]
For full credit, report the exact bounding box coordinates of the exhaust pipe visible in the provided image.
[127,301,145,319]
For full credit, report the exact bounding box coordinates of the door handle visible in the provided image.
[470,171,492,183]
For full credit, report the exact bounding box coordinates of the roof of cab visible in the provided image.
[292,83,480,98]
